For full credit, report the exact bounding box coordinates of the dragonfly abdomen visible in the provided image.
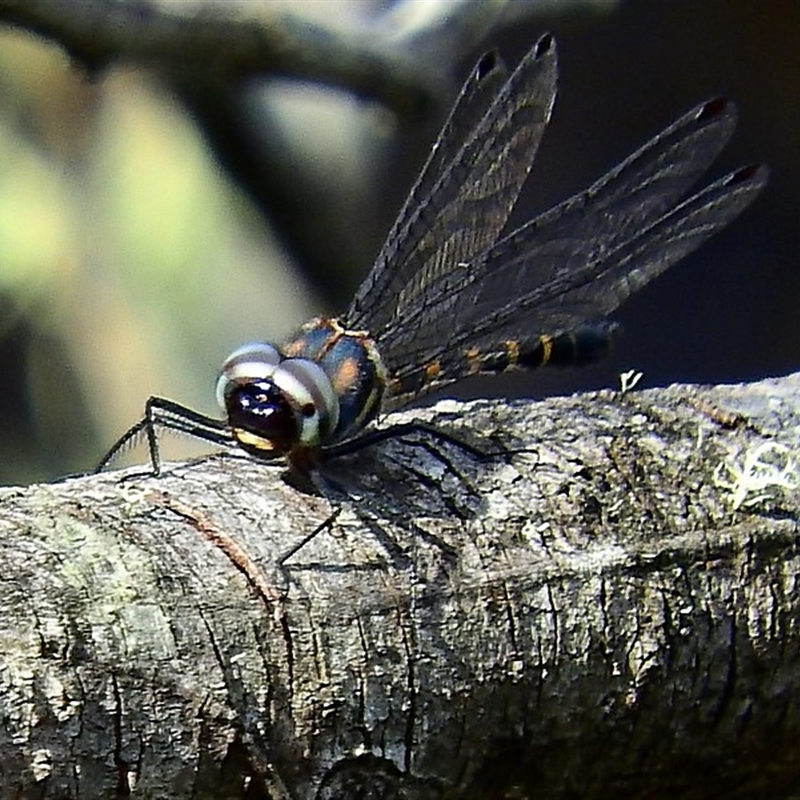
[387,327,613,406]
[522,327,613,368]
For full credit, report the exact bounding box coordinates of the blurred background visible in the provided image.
[0,0,795,483]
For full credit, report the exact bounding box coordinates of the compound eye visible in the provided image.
[225,380,299,453]
[216,343,281,410]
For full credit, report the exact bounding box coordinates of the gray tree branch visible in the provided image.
[1,375,799,798]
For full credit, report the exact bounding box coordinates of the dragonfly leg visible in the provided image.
[324,420,498,463]
[96,396,232,475]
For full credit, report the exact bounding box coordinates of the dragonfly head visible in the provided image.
[216,342,339,457]
[224,379,299,455]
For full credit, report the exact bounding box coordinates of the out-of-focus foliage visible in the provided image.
[0,31,319,480]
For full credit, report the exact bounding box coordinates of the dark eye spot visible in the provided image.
[301,402,315,417]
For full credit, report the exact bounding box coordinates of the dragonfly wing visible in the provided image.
[527,164,770,328]
[381,160,766,408]
[346,34,557,332]
[377,98,752,371]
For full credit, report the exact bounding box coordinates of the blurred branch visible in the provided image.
[0,0,541,312]
[0,0,482,116]
[0,0,620,111]
[383,0,619,53]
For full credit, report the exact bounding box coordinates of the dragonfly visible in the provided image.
[98,33,767,478]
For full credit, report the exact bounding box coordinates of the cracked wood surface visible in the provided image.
[1,376,799,798]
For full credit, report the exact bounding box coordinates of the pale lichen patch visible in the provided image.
[713,441,798,510]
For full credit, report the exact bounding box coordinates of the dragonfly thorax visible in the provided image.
[281,317,388,443]
[216,342,340,456]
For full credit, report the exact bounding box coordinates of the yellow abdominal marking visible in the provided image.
[504,340,520,366]
[465,347,482,374]
[540,335,553,365]
[424,360,442,380]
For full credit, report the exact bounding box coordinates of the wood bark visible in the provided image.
[0,376,799,798]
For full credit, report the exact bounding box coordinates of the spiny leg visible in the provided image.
[322,415,536,466]
[274,519,322,568]
[275,477,346,567]
[324,421,485,462]
[96,396,233,475]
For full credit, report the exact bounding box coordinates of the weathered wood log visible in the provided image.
[1,375,798,798]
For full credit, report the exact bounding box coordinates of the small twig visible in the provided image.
[148,490,285,620]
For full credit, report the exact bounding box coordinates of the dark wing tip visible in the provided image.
[729,163,769,187]
[697,96,732,121]
[535,32,555,58]
[474,33,555,84]
[475,50,500,82]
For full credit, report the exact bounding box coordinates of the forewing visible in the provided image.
[346,34,557,331]
[373,50,510,259]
